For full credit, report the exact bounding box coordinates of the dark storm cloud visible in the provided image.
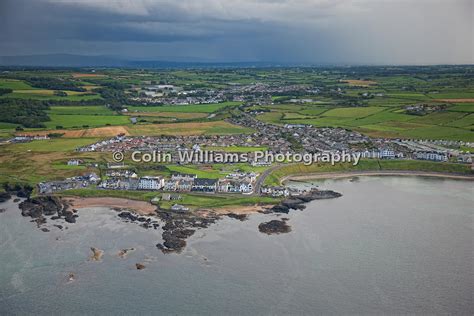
[0,0,472,64]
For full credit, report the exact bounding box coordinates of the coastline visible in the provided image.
[210,204,274,215]
[63,171,473,214]
[65,196,272,215]
[66,197,158,215]
[282,170,474,183]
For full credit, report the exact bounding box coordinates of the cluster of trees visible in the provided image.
[25,77,86,92]
[0,88,13,96]
[54,91,68,97]
[0,99,50,128]
[0,77,135,128]
[91,81,131,107]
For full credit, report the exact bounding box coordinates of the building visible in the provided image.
[379,149,395,159]
[67,159,83,166]
[260,186,289,197]
[457,154,472,164]
[218,172,256,194]
[161,193,182,201]
[170,204,189,212]
[176,180,194,191]
[137,176,164,190]
[38,173,100,194]
[359,150,403,159]
[191,178,217,192]
[106,169,138,178]
[99,178,139,190]
[414,151,448,162]
[171,173,197,181]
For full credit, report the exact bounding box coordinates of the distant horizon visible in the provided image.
[1,0,472,65]
[0,53,473,68]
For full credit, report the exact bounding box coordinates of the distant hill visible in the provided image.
[0,54,293,68]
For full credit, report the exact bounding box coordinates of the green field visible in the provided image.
[1,92,101,101]
[322,107,386,118]
[48,106,116,116]
[261,103,474,141]
[4,138,100,152]
[0,79,34,90]
[264,160,473,186]
[44,114,130,128]
[129,101,242,114]
[0,78,102,100]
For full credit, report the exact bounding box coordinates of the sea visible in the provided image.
[0,176,472,315]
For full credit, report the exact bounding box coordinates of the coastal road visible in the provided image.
[253,164,284,196]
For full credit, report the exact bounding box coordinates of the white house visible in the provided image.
[414,151,448,162]
[138,176,164,190]
[67,159,83,166]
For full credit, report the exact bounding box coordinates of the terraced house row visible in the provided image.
[98,172,258,194]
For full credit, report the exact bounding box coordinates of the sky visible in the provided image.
[0,0,472,65]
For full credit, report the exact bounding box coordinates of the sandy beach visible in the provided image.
[282,170,474,183]
[66,197,157,215]
[66,197,272,216]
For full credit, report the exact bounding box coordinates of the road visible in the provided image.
[253,164,283,195]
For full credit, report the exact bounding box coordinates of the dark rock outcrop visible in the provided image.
[20,196,64,218]
[155,209,218,253]
[64,211,77,223]
[135,263,146,270]
[18,196,74,227]
[117,211,138,222]
[258,219,291,235]
[116,210,160,230]
[0,192,12,203]
[271,189,342,213]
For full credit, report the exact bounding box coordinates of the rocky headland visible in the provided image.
[270,189,342,214]
[19,196,77,225]
[13,187,342,254]
[155,208,220,253]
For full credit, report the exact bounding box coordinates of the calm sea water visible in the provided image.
[0,176,472,315]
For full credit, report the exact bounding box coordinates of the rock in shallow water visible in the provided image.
[258,219,291,235]
[135,263,146,270]
[90,247,104,261]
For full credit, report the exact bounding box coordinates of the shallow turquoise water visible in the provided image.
[0,176,472,314]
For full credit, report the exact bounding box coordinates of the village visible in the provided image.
[74,106,472,165]
[127,82,317,106]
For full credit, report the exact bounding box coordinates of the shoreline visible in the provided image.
[62,171,473,214]
[65,196,272,216]
[210,204,274,215]
[66,197,157,215]
[282,170,474,183]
